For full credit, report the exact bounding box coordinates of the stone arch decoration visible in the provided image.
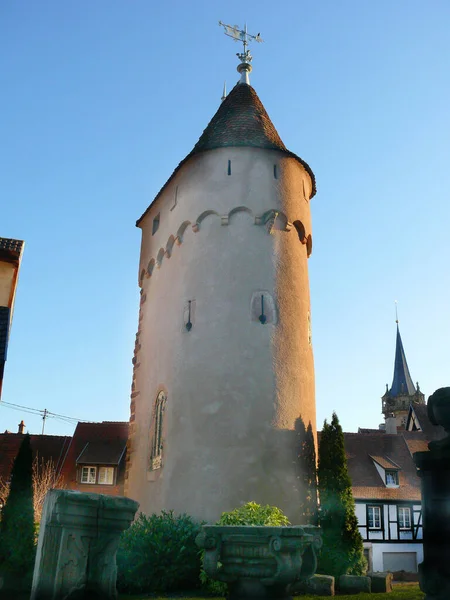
[176,220,192,245]
[259,209,290,233]
[194,210,220,231]
[156,248,165,267]
[228,206,254,221]
[150,391,167,470]
[293,220,307,243]
[147,258,156,278]
[306,234,313,257]
[140,206,300,288]
[166,235,176,258]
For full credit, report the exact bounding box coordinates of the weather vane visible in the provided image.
[218,21,263,84]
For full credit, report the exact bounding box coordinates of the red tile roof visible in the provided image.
[344,432,422,502]
[0,432,71,482]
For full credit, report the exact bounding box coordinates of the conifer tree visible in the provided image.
[317,412,366,578]
[294,417,318,525]
[0,433,36,580]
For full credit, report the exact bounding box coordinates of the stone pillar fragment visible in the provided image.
[30,489,139,600]
[414,387,450,600]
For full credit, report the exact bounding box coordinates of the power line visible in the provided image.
[0,400,90,427]
[0,401,43,415]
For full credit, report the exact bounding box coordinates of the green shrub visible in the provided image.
[318,413,367,579]
[200,502,290,595]
[0,434,36,590]
[116,510,203,593]
[216,501,291,526]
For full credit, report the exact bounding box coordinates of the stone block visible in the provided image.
[289,573,335,596]
[339,574,371,594]
[368,571,393,593]
[30,489,139,600]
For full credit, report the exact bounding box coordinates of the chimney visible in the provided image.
[18,420,25,434]
[385,416,397,435]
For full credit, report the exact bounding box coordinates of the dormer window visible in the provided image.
[81,466,96,484]
[79,465,115,485]
[76,439,126,486]
[386,470,399,485]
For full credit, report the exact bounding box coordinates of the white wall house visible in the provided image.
[355,500,423,573]
[344,427,430,574]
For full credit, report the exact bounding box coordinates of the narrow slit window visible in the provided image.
[151,391,167,470]
[171,186,178,211]
[273,165,278,179]
[152,213,160,235]
[227,160,231,176]
[183,299,196,331]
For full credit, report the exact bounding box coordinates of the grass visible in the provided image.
[119,582,424,600]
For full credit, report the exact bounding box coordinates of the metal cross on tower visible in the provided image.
[218,21,263,67]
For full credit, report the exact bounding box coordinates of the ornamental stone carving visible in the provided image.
[196,525,321,600]
[30,489,139,600]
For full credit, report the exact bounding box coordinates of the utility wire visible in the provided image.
[0,400,90,426]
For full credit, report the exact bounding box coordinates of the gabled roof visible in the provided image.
[344,432,421,501]
[0,432,71,482]
[136,82,316,226]
[388,325,416,397]
[369,455,401,470]
[61,421,128,481]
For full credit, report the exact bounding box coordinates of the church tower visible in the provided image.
[125,32,317,523]
[381,323,425,430]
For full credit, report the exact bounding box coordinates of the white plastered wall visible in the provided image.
[126,146,315,523]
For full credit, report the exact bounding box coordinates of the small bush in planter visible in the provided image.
[117,510,202,593]
[216,501,290,526]
[200,501,291,594]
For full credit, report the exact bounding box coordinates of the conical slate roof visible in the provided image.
[193,83,288,153]
[389,325,416,397]
[137,82,315,225]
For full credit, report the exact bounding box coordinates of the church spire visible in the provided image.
[389,324,416,397]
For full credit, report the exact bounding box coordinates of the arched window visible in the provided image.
[151,391,167,470]
[250,291,276,324]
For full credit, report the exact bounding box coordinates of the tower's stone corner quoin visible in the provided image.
[125,82,317,525]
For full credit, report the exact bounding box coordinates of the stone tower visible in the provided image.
[125,58,317,523]
[381,324,425,430]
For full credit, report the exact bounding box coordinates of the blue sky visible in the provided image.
[1,1,449,436]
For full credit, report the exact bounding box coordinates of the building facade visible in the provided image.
[0,237,24,399]
[125,60,318,522]
[346,325,444,574]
